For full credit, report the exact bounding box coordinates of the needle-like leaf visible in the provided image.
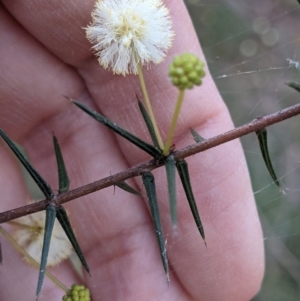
[142,172,169,281]
[53,134,70,193]
[190,128,205,143]
[137,98,160,149]
[56,205,90,274]
[286,82,300,93]
[72,100,162,159]
[0,129,54,200]
[36,205,56,299]
[256,128,282,190]
[176,160,206,244]
[165,156,177,226]
[116,181,141,195]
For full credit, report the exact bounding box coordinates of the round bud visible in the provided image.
[62,284,91,301]
[169,53,205,90]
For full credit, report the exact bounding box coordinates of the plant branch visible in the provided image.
[1,102,300,224]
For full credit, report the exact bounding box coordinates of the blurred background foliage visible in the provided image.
[185,0,300,300]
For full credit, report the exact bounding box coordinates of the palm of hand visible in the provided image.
[0,1,263,300]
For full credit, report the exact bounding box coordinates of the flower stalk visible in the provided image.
[164,53,206,155]
[163,89,185,155]
[0,225,68,292]
[135,54,164,150]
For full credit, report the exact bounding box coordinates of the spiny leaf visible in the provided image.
[72,100,162,159]
[142,172,169,281]
[176,160,206,244]
[0,129,54,200]
[256,128,282,190]
[286,82,300,93]
[137,98,160,149]
[165,156,177,226]
[116,181,141,196]
[36,205,56,299]
[53,134,70,193]
[56,206,90,274]
[190,128,205,143]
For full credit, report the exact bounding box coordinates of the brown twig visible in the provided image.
[1,102,300,224]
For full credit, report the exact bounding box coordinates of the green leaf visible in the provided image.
[256,128,282,190]
[36,205,56,299]
[176,160,206,244]
[165,156,177,226]
[190,128,205,143]
[53,134,70,193]
[56,206,90,274]
[72,100,162,159]
[137,98,160,149]
[116,181,141,196]
[0,129,54,200]
[142,172,169,281]
[286,82,300,93]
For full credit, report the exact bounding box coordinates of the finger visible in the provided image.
[0,5,84,139]
[2,0,225,155]
[2,0,94,66]
[0,6,84,299]
[75,3,265,300]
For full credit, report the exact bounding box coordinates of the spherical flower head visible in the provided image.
[85,0,174,75]
[62,284,90,301]
[12,207,73,267]
[169,53,205,90]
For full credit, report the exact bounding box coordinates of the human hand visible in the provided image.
[0,1,264,300]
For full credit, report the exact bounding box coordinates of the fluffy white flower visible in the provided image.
[12,210,73,267]
[86,0,174,75]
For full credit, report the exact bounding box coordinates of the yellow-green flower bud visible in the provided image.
[169,53,205,90]
[62,284,90,301]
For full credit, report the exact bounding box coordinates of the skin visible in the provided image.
[0,1,264,300]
